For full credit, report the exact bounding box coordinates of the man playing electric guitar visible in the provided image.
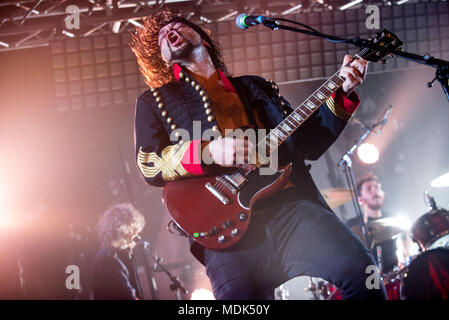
[130,10,387,300]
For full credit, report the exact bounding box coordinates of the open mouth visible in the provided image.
[167,30,184,47]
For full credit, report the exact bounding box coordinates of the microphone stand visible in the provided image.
[140,243,188,300]
[136,243,159,300]
[337,130,371,246]
[259,19,449,103]
[336,112,390,247]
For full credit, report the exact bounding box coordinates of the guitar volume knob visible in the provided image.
[238,212,248,222]
[218,235,226,244]
[209,227,218,236]
[231,228,239,237]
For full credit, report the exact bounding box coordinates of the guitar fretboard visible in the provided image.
[256,71,346,165]
[254,52,369,165]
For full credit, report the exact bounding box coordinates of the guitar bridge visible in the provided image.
[205,182,230,205]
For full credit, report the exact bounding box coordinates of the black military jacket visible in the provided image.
[134,70,356,261]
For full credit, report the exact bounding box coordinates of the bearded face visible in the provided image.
[358,180,385,211]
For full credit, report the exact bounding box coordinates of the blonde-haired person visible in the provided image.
[93,203,145,300]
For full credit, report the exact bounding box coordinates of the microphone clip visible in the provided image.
[235,14,278,30]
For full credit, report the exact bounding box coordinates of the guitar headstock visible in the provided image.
[358,29,403,64]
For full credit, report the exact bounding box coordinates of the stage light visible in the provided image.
[431,171,449,188]
[191,288,215,300]
[112,21,121,34]
[339,0,363,10]
[128,19,142,28]
[83,22,108,37]
[281,4,303,15]
[217,11,238,22]
[357,143,379,164]
[62,30,75,38]
[392,215,412,231]
[199,16,212,24]
[15,2,40,15]
[397,0,410,4]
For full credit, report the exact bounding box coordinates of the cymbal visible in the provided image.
[321,188,354,209]
[351,217,407,247]
[431,171,449,188]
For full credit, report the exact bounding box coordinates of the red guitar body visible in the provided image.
[163,164,292,250]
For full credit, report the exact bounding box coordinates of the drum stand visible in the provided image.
[376,245,383,275]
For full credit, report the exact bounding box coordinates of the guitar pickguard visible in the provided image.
[237,168,283,209]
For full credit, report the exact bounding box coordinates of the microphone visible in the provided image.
[134,235,151,248]
[379,104,393,127]
[235,14,269,30]
[374,104,393,135]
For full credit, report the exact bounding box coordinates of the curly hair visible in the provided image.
[129,10,230,89]
[97,203,145,250]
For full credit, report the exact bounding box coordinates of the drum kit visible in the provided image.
[317,174,449,300]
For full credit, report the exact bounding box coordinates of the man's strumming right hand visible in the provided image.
[205,137,257,170]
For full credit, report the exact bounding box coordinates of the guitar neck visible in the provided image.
[258,70,345,160]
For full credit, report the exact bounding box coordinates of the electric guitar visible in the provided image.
[163,29,402,250]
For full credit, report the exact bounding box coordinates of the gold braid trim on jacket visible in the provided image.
[137,142,192,181]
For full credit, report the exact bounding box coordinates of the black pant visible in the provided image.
[204,188,387,300]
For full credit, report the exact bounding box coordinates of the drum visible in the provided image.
[323,281,401,300]
[411,209,449,251]
[323,283,342,300]
[385,279,401,300]
[401,248,449,300]
[382,262,413,300]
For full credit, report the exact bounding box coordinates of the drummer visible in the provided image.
[346,173,407,274]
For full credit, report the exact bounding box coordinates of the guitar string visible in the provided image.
[211,61,359,193]
[211,46,374,193]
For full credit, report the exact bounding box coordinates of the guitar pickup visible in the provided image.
[223,173,246,189]
[205,182,230,205]
[216,176,237,194]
